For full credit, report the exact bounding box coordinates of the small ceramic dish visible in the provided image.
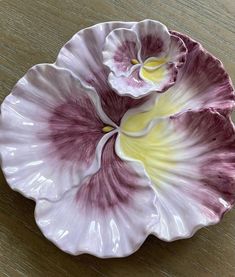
[0,20,235,258]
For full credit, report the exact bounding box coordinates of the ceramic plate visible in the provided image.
[1,20,235,258]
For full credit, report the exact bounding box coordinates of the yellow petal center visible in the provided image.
[140,57,167,83]
[121,92,182,133]
[144,57,167,69]
[140,66,165,83]
[119,121,177,187]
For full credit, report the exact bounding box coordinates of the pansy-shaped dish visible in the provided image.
[0,20,235,258]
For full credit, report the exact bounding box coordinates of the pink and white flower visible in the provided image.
[102,20,187,98]
[0,21,235,257]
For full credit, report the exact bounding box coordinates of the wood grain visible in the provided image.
[0,1,235,276]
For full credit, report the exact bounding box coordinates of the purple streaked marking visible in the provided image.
[87,69,150,125]
[140,36,164,60]
[43,96,104,165]
[113,40,138,72]
[171,31,235,112]
[172,110,235,215]
[76,135,140,211]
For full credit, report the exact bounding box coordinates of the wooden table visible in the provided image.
[0,1,235,276]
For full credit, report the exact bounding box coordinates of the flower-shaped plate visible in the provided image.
[0,20,235,258]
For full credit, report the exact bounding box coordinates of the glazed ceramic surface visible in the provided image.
[0,20,235,258]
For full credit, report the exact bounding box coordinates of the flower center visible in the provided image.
[102,125,114,133]
[131,59,140,65]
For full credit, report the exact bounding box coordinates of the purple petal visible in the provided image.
[0,64,107,201]
[170,31,235,113]
[119,109,235,241]
[35,136,157,257]
[180,110,235,205]
[132,20,171,60]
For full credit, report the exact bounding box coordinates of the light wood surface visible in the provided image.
[0,1,235,276]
